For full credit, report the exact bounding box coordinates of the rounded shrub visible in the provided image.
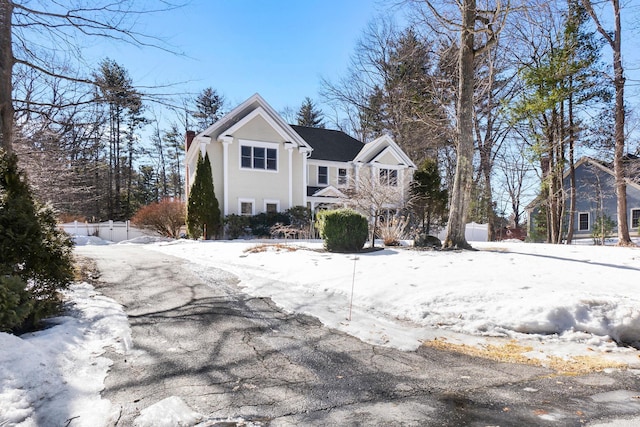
[315,209,368,252]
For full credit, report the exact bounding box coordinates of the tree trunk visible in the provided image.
[581,0,633,246]
[611,1,632,245]
[443,0,475,250]
[566,93,577,244]
[0,0,14,153]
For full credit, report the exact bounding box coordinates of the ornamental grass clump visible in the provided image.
[315,208,368,252]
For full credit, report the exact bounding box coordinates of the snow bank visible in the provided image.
[0,283,131,427]
[148,240,640,360]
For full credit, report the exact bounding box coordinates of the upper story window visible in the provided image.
[379,168,398,186]
[240,144,277,171]
[318,166,328,185]
[338,168,347,186]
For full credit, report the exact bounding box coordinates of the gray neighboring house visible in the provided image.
[527,155,640,240]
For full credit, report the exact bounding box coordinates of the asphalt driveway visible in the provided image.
[77,244,640,426]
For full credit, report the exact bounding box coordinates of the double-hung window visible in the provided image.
[632,209,640,229]
[578,212,590,231]
[379,168,398,186]
[240,144,277,171]
[318,166,328,185]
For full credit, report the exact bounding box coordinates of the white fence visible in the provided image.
[437,222,488,242]
[60,220,154,243]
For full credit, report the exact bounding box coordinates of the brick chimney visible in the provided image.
[185,130,196,151]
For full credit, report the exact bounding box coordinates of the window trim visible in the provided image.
[578,212,590,231]
[239,198,255,216]
[379,168,398,187]
[238,140,279,172]
[631,208,640,229]
[318,166,328,185]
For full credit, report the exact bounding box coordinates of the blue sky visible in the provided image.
[81,0,640,143]
[85,0,395,119]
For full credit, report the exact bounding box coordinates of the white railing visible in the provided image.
[59,220,155,243]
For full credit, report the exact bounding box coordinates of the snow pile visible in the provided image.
[134,396,202,427]
[149,240,640,360]
[0,283,131,427]
[73,235,112,246]
[117,235,173,245]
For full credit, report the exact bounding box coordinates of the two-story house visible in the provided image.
[185,93,416,221]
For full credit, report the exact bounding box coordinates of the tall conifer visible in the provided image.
[186,152,221,239]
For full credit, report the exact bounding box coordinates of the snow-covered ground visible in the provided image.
[2,237,640,426]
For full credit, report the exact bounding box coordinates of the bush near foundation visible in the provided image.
[315,209,368,252]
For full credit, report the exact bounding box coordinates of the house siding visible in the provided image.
[529,158,640,240]
[185,94,416,227]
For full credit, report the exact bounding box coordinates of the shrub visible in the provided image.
[378,216,409,246]
[224,214,251,239]
[414,233,442,248]
[592,215,615,245]
[0,276,33,332]
[250,212,290,237]
[131,199,186,238]
[0,150,74,333]
[315,209,368,252]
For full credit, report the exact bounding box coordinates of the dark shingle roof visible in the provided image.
[290,125,363,162]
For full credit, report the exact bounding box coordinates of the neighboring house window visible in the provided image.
[265,200,279,213]
[632,209,640,228]
[578,212,589,231]
[240,199,254,216]
[338,168,347,185]
[318,166,328,185]
[240,145,277,171]
[379,168,398,186]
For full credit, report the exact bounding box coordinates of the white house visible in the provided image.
[184,93,416,218]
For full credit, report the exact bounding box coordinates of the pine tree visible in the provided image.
[186,152,221,239]
[411,158,448,234]
[296,97,325,128]
[192,88,226,131]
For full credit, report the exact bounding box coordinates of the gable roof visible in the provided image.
[569,156,640,192]
[290,125,364,162]
[195,93,311,152]
[354,134,417,169]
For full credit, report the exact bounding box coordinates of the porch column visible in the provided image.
[300,147,311,207]
[220,136,233,216]
[284,142,294,209]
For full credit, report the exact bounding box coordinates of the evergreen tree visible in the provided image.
[0,150,74,332]
[192,88,226,131]
[94,58,144,220]
[186,152,221,239]
[296,97,325,128]
[410,158,448,234]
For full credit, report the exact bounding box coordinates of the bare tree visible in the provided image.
[0,0,178,154]
[411,0,509,249]
[495,138,536,228]
[342,169,409,247]
[581,0,634,246]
